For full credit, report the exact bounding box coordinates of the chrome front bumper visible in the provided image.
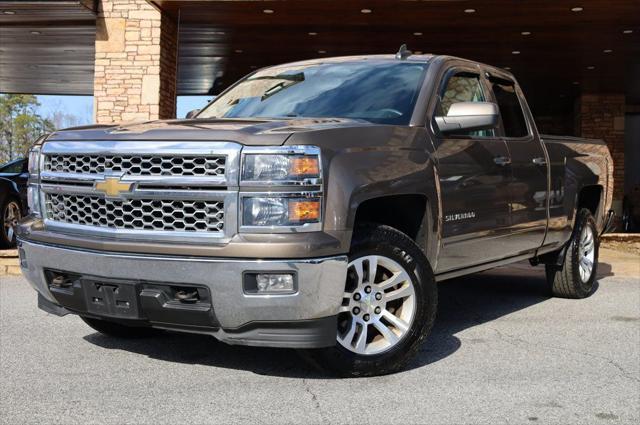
[18,239,348,348]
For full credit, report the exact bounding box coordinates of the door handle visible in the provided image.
[493,156,511,166]
[532,157,547,166]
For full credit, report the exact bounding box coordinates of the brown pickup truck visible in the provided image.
[18,51,613,376]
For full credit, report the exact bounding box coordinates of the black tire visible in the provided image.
[0,196,21,249]
[308,223,437,377]
[81,316,159,338]
[545,208,599,299]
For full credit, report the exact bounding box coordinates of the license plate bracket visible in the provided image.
[83,280,141,319]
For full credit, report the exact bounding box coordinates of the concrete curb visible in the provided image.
[601,233,640,243]
[0,250,20,276]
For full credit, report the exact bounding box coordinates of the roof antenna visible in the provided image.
[396,44,412,60]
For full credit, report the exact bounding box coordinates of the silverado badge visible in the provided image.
[445,211,476,222]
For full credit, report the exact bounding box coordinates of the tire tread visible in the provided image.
[546,209,598,299]
[308,223,437,377]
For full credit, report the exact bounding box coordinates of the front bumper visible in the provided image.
[18,239,348,348]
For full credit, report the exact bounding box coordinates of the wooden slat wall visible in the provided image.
[0,1,97,94]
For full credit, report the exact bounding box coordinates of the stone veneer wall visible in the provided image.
[575,94,626,204]
[94,0,177,123]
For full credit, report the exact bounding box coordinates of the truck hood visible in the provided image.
[45,117,374,146]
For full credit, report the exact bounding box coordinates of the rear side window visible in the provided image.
[490,79,529,138]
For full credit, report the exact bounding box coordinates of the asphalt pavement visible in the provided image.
[1,248,638,425]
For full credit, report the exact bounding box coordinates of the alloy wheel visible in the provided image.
[3,201,21,242]
[578,225,595,283]
[337,255,416,355]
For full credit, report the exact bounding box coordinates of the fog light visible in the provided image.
[256,274,295,293]
[244,272,297,295]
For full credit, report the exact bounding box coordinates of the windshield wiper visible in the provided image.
[262,82,288,100]
[250,72,305,82]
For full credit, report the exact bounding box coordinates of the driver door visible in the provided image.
[432,68,513,272]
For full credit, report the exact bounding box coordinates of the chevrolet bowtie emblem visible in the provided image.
[94,176,133,197]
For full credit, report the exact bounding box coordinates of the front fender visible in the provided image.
[285,125,441,265]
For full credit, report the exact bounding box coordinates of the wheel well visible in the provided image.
[2,194,21,208]
[577,185,603,217]
[353,194,427,241]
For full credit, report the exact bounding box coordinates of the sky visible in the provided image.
[36,95,93,125]
[35,95,213,127]
[177,96,214,118]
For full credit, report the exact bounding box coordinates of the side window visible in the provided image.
[0,160,24,174]
[490,78,529,138]
[437,72,493,137]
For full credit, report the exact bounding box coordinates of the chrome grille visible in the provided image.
[39,141,241,242]
[43,154,226,177]
[45,193,224,233]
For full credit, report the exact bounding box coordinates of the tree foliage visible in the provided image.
[0,94,55,163]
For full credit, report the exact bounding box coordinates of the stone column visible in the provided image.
[575,94,626,210]
[93,0,177,123]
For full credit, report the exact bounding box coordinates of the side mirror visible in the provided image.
[185,109,200,119]
[435,102,499,134]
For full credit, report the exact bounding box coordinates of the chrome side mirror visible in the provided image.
[435,102,499,134]
[185,109,200,119]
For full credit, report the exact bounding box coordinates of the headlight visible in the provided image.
[28,145,41,177]
[27,144,43,216]
[27,186,41,216]
[242,196,321,228]
[240,146,323,232]
[241,146,321,184]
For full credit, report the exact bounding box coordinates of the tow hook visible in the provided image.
[50,274,73,288]
[174,289,199,303]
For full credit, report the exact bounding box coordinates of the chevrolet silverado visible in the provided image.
[18,51,614,376]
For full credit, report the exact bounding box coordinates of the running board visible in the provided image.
[434,253,535,282]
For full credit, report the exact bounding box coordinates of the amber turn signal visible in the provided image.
[290,157,320,177]
[288,200,320,223]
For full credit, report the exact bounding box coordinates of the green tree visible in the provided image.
[0,94,54,163]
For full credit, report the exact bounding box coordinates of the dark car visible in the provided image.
[0,158,28,248]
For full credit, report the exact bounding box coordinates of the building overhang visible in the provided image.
[0,1,97,95]
[154,0,639,114]
[1,0,638,113]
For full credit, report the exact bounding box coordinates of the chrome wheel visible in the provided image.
[337,255,416,355]
[622,207,632,232]
[578,225,595,283]
[3,201,21,242]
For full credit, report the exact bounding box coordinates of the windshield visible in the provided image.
[198,61,428,125]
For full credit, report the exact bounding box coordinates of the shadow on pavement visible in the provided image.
[597,262,614,279]
[83,265,562,378]
[408,265,551,370]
